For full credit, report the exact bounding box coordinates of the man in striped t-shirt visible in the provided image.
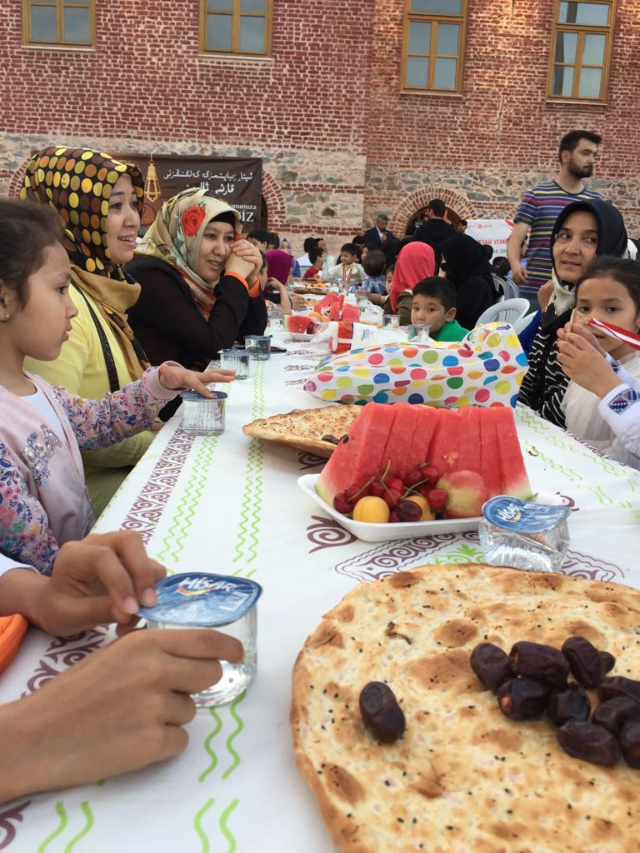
[507,130,603,298]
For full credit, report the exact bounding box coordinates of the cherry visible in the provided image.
[383,488,403,509]
[419,465,440,486]
[389,510,400,523]
[425,488,449,512]
[333,492,353,515]
[344,483,360,501]
[388,478,405,494]
[396,500,423,522]
[370,480,386,499]
[403,469,424,489]
[417,483,433,498]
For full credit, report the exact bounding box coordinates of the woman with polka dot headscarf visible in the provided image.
[20,146,153,515]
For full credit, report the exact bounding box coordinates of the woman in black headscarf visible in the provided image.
[439,234,499,329]
[518,198,629,427]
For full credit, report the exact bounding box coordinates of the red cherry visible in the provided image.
[383,487,403,509]
[425,488,449,512]
[417,483,432,498]
[403,469,424,489]
[344,483,360,501]
[370,480,386,499]
[396,500,423,522]
[333,492,352,514]
[388,478,405,493]
[389,510,400,523]
[419,465,440,486]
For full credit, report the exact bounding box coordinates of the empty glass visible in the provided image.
[407,324,431,341]
[382,314,401,329]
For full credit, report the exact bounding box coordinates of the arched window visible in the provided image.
[402,0,468,93]
[548,0,617,101]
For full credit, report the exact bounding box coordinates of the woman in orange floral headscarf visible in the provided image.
[128,188,265,382]
[20,145,153,515]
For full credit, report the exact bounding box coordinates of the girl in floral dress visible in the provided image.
[0,200,234,574]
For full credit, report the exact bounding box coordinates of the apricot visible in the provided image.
[405,495,435,521]
[352,496,391,524]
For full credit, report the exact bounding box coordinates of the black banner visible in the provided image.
[114,154,263,229]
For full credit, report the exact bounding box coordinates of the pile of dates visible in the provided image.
[470,637,640,768]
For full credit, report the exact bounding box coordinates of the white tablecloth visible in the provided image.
[2,333,640,851]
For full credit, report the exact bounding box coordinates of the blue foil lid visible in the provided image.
[482,496,571,533]
[180,390,228,401]
[138,573,262,626]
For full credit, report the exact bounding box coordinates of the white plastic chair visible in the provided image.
[476,297,530,327]
[514,310,539,334]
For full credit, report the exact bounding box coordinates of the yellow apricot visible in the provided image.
[352,496,391,524]
[405,495,435,521]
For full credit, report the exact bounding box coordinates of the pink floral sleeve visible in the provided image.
[52,367,177,450]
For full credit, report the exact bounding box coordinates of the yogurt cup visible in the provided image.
[138,573,263,707]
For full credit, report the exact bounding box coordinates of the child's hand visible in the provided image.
[558,321,607,357]
[158,364,235,396]
[557,332,622,399]
[266,276,285,290]
[35,531,166,635]
[290,294,306,311]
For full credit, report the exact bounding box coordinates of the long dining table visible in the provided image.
[2,330,640,852]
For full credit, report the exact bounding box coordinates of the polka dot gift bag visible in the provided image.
[303,323,528,407]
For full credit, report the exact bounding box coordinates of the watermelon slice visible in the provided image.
[284,315,311,334]
[479,407,504,498]
[455,407,483,477]
[428,409,464,476]
[389,404,431,480]
[316,404,397,503]
[490,407,533,498]
[405,406,441,475]
[329,303,341,322]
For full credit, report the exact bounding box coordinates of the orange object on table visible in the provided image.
[0,614,28,674]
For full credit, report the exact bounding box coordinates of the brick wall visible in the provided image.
[1,0,640,252]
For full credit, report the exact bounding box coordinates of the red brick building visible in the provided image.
[1,0,639,253]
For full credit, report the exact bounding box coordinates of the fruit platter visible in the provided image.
[299,400,541,542]
[284,294,360,341]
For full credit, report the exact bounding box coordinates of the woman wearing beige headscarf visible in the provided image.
[20,146,154,515]
[128,188,265,383]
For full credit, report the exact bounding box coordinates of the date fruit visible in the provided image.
[619,721,640,769]
[561,636,604,689]
[557,721,621,767]
[509,641,569,689]
[597,676,640,705]
[547,684,591,727]
[470,643,514,693]
[359,681,406,744]
[600,650,616,674]
[592,697,640,736]
[497,678,549,721]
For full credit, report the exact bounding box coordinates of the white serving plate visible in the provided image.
[298,474,561,543]
[298,473,481,542]
[288,331,319,342]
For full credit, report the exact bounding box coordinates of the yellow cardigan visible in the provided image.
[24,285,154,516]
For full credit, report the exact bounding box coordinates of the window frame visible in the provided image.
[23,0,95,48]
[401,0,468,94]
[547,0,616,102]
[200,0,273,57]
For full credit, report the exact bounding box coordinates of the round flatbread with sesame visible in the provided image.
[291,564,640,852]
[243,404,361,458]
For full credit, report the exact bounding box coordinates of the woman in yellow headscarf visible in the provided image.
[127,188,265,378]
[21,146,152,515]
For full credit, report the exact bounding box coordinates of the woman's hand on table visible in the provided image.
[557,331,623,398]
[158,363,235,397]
[227,239,262,282]
[0,628,244,802]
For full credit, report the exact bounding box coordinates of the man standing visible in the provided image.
[364,213,395,250]
[507,130,602,296]
[413,199,455,268]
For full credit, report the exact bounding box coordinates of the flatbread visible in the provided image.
[243,405,361,458]
[291,564,640,852]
